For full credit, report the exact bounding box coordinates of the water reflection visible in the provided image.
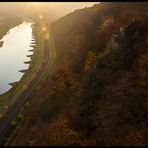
[0,21,35,95]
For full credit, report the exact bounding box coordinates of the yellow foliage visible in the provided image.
[84,50,97,72]
[100,16,114,32]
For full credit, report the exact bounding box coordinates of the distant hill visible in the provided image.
[0,16,22,40]
[11,2,148,146]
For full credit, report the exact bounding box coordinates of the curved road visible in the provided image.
[0,22,56,145]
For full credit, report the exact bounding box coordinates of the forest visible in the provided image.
[7,2,148,146]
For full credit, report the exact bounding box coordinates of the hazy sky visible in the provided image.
[0,2,100,19]
[27,2,100,17]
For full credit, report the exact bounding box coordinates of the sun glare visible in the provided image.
[32,2,40,6]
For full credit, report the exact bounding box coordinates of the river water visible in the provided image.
[0,21,35,95]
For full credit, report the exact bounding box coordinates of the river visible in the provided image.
[0,21,35,95]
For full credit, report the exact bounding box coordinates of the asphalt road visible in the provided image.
[0,24,56,145]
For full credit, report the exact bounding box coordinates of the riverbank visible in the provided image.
[0,20,44,111]
[0,17,50,145]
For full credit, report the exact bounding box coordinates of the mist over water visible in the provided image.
[0,21,35,95]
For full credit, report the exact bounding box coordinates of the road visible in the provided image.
[0,22,56,145]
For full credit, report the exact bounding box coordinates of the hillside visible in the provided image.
[0,16,22,40]
[9,2,148,146]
